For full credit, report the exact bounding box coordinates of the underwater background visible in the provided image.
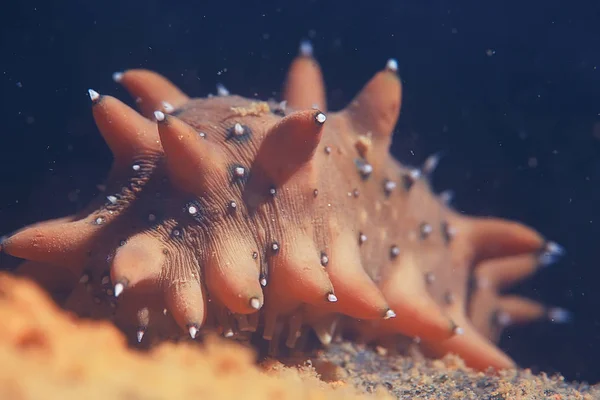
[1,0,599,384]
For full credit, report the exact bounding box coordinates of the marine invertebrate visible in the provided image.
[1,41,566,371]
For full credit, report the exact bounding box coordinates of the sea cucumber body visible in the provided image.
[1,44,561,371]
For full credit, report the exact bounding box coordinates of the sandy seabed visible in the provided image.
[0,272,597,400]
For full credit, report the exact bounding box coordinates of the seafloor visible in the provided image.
[0,272,597,400]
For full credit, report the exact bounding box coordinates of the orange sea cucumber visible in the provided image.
[0,41,567,371]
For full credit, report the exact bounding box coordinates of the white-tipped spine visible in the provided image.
[453,325,465,335]
[189,325,198,339]
[154,110,166,122]
[162,101,175,113]
[249,297,261,310]
[88,89,100,102]
[114,282,124,298]
[386,58,399,72]
[315,112,327,124]
[548,307,572,324]
[112,71,124,82]
[299,40,313,57]
[216,83,230,96]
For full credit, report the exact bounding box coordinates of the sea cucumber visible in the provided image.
[0,41,566,371]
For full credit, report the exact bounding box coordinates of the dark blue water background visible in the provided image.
[1,0,599,383]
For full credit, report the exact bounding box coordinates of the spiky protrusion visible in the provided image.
[283,40,327,111]
[113,69,189,118]
[3,42,565,372]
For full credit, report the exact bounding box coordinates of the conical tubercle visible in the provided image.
[342,58,402,140]
[422,314,516,371]
[253,109,326,184]
[453,216,546,264]
[474,250,559,292]
[380,252,456,341]
[323,229,393,320]
[113,69,190,118]
[110,233,165,296]
[164,279,208,337]
[496,296,556,326]
[1,217,100,271]
[203,234,264,315]
[88,90,161,163]
[283,40,327,111]
[266,233,335,307]
[155,112,227,194]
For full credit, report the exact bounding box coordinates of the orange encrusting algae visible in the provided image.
[1,40,567,371]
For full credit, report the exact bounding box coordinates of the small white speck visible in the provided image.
[421,223,433,235]
[249,297,261,310]
[384,309,396,319]
[423,153,441,175]
[384,180,397,193]
[440,190,454,205]
[132,164,141,171]
[106,195,117,204]
[359,233,367,244]
[234,123,245,136]
[327,293,338,302]
[112,71,124,82]
[188,205,198,215]
[260,277,267,287]
[162,101,175,113]
[425,272,436,284]
[154,110,165,121]
[497,311,511,326]
[360,163,373,176]
[234,166,245,177]
[409,168,421,180]
[316,112,327,124]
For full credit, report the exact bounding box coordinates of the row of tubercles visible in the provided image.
[307,58,464,344]
[94,58,461,345]
[149,106,400,341]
